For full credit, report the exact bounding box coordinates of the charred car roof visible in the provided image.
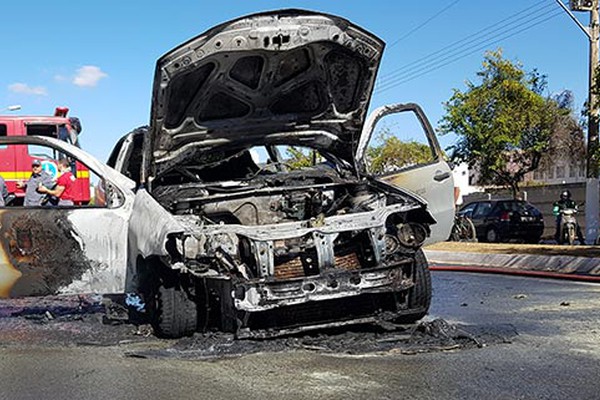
[148,9,384,178]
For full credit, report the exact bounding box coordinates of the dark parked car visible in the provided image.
[458,199,544,243]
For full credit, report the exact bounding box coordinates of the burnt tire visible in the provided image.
[398,249,432,323]
[152,273,198,339]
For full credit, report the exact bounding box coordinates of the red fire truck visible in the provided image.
[0,107,91,205]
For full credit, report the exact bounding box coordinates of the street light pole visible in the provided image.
[555,0,600,244]
[585,0,599,244]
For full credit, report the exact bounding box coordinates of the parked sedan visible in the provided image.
[458,199,544,243]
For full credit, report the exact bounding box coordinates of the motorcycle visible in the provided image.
[558,208,578,245]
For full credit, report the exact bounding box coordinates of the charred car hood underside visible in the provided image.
[149,9,384,174]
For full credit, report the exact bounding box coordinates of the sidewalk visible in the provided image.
[423,242,600,281]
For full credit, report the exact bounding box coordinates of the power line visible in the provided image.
[377,0,552,86]
[375,9,562,93]
[376,11,562,93]
[377,8,561,92]
[387,0,462,49]
[378,0,552,85]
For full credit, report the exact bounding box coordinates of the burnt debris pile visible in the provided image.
[125,319,518,360]
[0,296,517,356]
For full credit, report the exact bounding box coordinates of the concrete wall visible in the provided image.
[462,182,593,239]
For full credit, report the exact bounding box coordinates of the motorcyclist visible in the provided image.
[553,190,584,244]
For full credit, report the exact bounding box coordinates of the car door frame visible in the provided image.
[106,127,147,186]
[356,103,455,244]
[0,136,135,298]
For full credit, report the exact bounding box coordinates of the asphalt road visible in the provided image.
[1,271,600,400]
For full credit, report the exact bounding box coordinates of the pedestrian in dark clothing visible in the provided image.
[16,159,55,206]
[553,190,585,244]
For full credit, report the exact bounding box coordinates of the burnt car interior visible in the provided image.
[142,141,435,337]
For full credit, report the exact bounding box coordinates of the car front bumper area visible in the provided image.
[173,203,428,337]
[234,261,414,312]
[224,259,418,338]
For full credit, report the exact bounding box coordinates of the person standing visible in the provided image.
[16,159,55,206]
[0,175,8,206]
[38,158,76,206]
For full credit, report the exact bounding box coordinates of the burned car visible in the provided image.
[0,10,453,340]
[123,10,455,338]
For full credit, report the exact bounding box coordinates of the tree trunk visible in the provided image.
[510,181,520,199]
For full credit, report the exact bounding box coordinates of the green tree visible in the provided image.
[367,129,432,174]
[539,90,586,174]
[439,50,566,198]
[589,64,600,167]
[285,146,320,170]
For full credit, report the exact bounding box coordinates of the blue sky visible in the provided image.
[0,0,592,161]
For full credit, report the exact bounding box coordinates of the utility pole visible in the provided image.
[585,0,599,244]
[556,0,599,244]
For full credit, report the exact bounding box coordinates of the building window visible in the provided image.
[569,165,577,178]
[580,163,586,177]
[556,165,565,178]
[0,124,6,137]
[534,170,543,180]
[548,167,555,179]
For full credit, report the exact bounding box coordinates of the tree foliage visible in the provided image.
[588,64,600,167]
[538,90,586,172]
[367,129,432,174]
[439,50,570,198]
[284,146,320,170]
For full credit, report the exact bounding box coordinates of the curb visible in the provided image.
[424,249,600,282]
[429,264,600,282]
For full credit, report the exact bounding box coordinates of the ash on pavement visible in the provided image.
[127,320,517,360]
[0,295,517,359]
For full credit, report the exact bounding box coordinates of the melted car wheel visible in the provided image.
[398,249,432,323]
[152,271,198,338]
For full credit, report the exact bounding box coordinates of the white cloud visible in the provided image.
[54,74,68,82]
[72,65,108,87]
[8,82,48,96]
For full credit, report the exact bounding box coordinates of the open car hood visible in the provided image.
[149,9,384,176]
